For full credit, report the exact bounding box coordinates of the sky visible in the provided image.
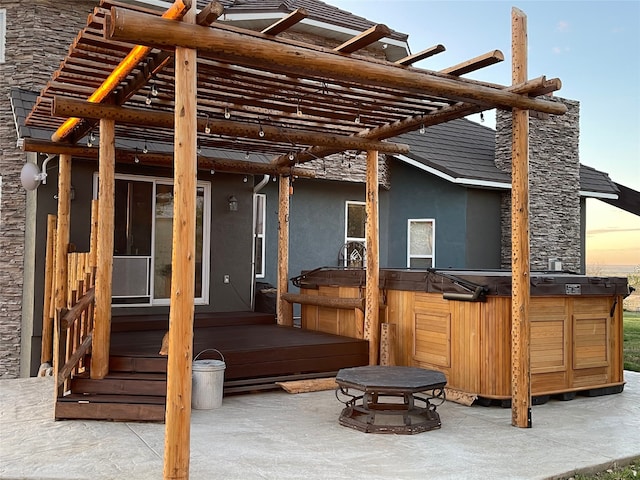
[332,0,640,268]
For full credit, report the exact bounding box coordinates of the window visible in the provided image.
[407,219,435,268]
[343,201,366,267]
[253,193,266,278]
[0,9,6,63]
[95,174,211,306]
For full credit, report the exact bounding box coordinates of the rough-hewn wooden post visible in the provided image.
[365,150,380,365]
[91,118,115,379]
[511,6,532,428]
[277,175,293,326]
[41,214,57,364]
[163,3,197,478]
[52,153,71,400]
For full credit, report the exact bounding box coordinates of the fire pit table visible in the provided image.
[335,366,447,434]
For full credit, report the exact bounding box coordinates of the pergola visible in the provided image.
[24,1,565,477]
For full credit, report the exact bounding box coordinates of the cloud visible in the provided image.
[556,20,570,32]
[551,46,571,55]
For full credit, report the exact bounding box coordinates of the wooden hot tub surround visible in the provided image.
[296,268,630,402]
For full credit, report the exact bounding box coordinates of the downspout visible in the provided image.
[250,175,270,310]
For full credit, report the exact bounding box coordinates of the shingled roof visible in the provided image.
[209,0,408,42]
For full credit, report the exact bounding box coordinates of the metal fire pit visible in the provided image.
[335,366,446,434]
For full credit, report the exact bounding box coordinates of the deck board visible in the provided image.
[110,315,369,381]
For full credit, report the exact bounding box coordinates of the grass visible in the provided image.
[623,311,640,372]
[564,458,640,479]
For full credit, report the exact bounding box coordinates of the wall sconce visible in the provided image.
[227,195,238,212]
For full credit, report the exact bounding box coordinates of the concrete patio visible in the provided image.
[1,371,639,480]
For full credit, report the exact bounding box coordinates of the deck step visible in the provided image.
[56,395,165,422]
[71,372,167,396]
[109,355,167,373]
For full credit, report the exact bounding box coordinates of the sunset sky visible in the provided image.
[332,0,640,268]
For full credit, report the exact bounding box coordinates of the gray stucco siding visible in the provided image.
[386,161,468,269]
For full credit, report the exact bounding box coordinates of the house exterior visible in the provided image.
[0,0,630,380]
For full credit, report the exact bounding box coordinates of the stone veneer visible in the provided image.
[495,97,581,272]
[0,1,94,377]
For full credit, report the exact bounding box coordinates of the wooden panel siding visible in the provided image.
[300,270,626,401]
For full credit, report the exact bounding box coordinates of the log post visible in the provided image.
[53,154,71,401]
[163,3,197,479]
[510,7,532,428]
[41,214,57,364]
[91,118,115,379]
[380,323,397,366]
[277,175,293,326]
[365,150,380,365]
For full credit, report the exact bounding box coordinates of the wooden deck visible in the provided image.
[56,312,369,421]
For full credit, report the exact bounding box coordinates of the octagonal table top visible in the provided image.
[336,366,447,393]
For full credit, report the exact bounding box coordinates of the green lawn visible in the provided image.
[623,311,640,372]
[570,458,640,480]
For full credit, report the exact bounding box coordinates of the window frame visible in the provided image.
[93,172,211,307]
[407,218,435,269]
[0,9,6,63]
[343,200,367,267]
[253,193,266,278]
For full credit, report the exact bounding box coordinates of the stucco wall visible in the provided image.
[0,1,94,378]
[495,97,581,272]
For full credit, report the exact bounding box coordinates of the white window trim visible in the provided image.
[344,200,366,245]
[93,172,211,306]
[0,9,6,63]
[407,218,435,268]
[253,193,266,279]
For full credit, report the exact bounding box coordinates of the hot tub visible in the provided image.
[294,268,630,402]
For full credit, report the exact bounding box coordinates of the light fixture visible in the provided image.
[245,151,250,160]
[288,152,295,162]
[296,102,303,117]
[224,107,231,119]
[151,82,158,97]
[134,147,140,163]
[197,144,202,155]
[480,112,485,123]
[204,115,211,134]
[420,124,426,134]
[143,139,148,154]
[243,175,248,183]
[210,169,215,175]
[20,162,46,191]
[145,91,152,105]
[87,130,95,148]
[354,113,361,124]
[227,195,238,212]
[258,123,265,138]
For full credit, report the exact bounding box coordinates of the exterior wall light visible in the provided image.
[228,195,238,212]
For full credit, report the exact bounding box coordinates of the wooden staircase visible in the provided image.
[55,355,168,422]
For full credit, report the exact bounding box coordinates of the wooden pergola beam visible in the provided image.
[261,8,307,36]
[67,2,224,145]
[106,7,568,116]
[196,1,224,26]
[275,75,561,166]
[21,138,316,177]
[52,96,411,154]
[52,0,191,143]
[440,50,504,76]
[334,24,391,54]
[395,44,446,66]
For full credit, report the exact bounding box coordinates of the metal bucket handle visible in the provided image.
[194,348,225,363]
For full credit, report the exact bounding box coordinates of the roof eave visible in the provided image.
[396,154,511,190]
[219,12,410,62]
